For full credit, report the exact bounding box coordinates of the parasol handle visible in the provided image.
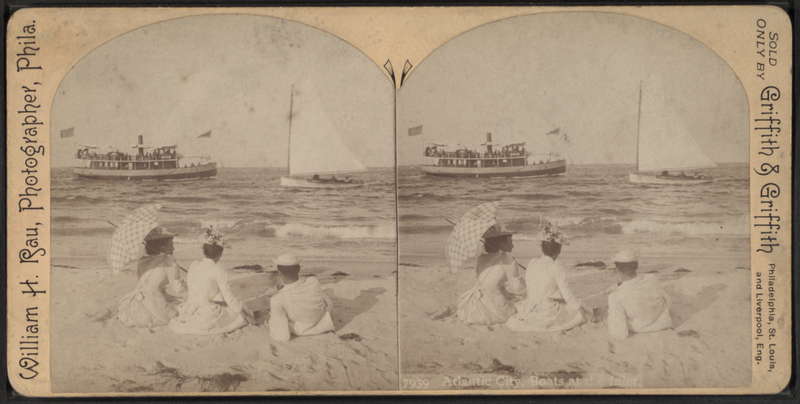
[443,217,527,270]
[107,221,117,228]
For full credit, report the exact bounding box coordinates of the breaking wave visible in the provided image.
[270,222,395,239]
[621,215,749,236]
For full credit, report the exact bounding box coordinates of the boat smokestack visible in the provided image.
[138,135,144,157]
[486,132,493,153]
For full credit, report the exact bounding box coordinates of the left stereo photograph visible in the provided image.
[40,12,398,393]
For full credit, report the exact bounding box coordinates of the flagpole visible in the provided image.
[636,81,642,172]
[287,84,294,176]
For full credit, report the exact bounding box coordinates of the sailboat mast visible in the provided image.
[635,81,642,172]
[287,85,294,175]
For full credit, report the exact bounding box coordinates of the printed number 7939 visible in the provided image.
[402,378,430,389]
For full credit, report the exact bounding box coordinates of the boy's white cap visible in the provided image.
[274,253,302,266]
[612,250,638,263]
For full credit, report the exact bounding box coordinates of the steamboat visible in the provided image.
[421,133,566,178]
[72,135,217,180]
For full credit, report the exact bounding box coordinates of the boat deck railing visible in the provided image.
[75,154,179,162]
[423,151,527,159]
[74,156,193,171]
[423,153,562,168]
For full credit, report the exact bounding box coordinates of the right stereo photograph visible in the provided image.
[396,11,751,391]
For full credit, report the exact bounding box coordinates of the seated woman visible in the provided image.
[507,223,595,332]
[456,225,526,325]
[118,227,186,327]
[169,227,254,335]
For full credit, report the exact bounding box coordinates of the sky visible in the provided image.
[51,14,395,168]
[396,12,749,166]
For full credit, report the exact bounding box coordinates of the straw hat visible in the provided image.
[612,250,638,263]
[274,253,302,267]
[482,224,514,240]
[144,227,178,241]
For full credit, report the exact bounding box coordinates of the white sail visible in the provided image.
[288,82,367,176]
[637,81,717,172]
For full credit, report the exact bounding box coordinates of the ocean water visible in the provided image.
[398,164,750,263]
[51,163,749,270]
[51,167,397,263]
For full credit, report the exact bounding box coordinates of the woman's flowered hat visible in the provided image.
[202,225,230,248]
[536,222,570,246]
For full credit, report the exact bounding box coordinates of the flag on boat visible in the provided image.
[197,130,211,139]
[545,127,560,136]
[60,127,75,138]
[408,125,423,137]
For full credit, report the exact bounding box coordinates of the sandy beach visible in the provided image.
[51,251,398,393]
[398,250,751,391]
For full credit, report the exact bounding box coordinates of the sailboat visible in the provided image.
[279,83,367,188]
[629,81,716,184]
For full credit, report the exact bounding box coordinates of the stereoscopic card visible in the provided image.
[5,5,792,396]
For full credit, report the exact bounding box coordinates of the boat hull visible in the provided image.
[629,172,713,184]
[73,163,217,180]
[421,160,566,178]
[280,176,364,188]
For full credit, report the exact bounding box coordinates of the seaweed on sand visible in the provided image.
[575,261,606,268]
[338,333,363,342]
[231,264,264,272]
[487,358,516,374]
[113,361,250,392]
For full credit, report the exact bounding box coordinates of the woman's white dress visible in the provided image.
[117,254,186,327]
[168,258,248,335]
[456,252,526,325]
[506,255,583,331]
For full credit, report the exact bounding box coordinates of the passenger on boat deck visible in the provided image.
[269,253,335,342]
[507,223,595,332]
[456,225,526,325]
[606,250,672,340]
[312,174,320,180]
[117,227,187,328]
[169,227,255,335]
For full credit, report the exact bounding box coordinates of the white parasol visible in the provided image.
[107,204,162,276]
[444,201,500,274]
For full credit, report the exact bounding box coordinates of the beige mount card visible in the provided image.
[6,6,792,396]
